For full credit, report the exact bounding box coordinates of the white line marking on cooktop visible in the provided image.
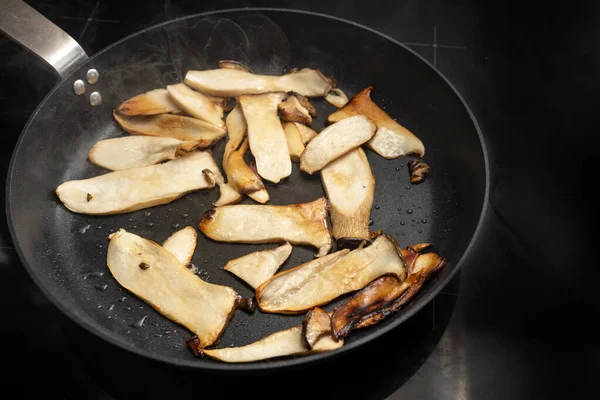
[78,1,100,41]
[403,25,467,67]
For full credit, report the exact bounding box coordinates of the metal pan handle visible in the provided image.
[0,0,88,78]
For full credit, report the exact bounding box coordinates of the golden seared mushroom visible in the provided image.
[328,86,425,158]
[162,226,198,266]
[199,324,343,362]
[198,197,332,257]
[256,234,407,314]
[166,83,225,129]
[184,68,333,98]
[217,60,253,73]
[238,93,292,183]
[295,123,318,145]
[408,159,431,184]
[321,148,375,246]
[88,136,196,171]
[302,307,333,349]
[300,115,376,174]
[56,152,221,215]
[325,88,349,108]
[291,92,317,117]
[224,242,292,289]
[282,122,306,162]
[112,112,226,148]
[331,246,446,339]
[107,229,239,348]
[278,95,312,125]
[117,88,182,116]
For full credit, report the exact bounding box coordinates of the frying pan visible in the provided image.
[2,1,489,371]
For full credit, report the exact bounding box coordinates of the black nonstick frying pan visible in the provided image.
[2,2,489,371]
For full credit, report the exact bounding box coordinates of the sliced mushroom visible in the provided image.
[198,197,332,257]
[56,151,220,215]
[166,83,225,129]
[199,324,343,362]
[302,307,333,349]
[278,95,312,125]
[224,242,293,289]
[327,87,425,158]
[113,112,226,148]
[238,93,291,183]
[295,123,318,145]
[291,92,317,117]
[325,88,349,108]
[184,68,333,98]
[203,169,243,207]
[217,60,253,73]
[321,147,374,245]
[256,234,406,314]
[162,226,198,266]
[282,122,306,162]
[300,115,376,174]
[107,229,238,348]
[408,159,431,184]
[117,89,182,116]
[88,136,196,171]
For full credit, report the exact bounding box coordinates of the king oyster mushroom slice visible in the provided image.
[88,136,197,171]
[162,226,198,266]
[300,115,376,174]
[113,112,226,149]
[217,60,253,73]
[200,323,343,363]
[278,95,312,125]
[202,169,242,207]
[256,234,407,314]
[198,197,333,257]
[302,307,333,349]
[107,229,239,348]
[166,83,225,129]
[282,122,306,162]
[117,88,182,116]
[325,88,349,108]
[224,242,293,289]
[184,68,333,98]
[321,147,375,245]
[56,151,221,215]
[327,86,425,158]
[238,93,292,183]
[295,123,318,145]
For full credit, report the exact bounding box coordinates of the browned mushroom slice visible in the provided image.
[256,234,406,314]
[107,229,239,348]
[300,115,376,174]
[331,247,446,339]
[321,147,375,245]
[278,95,312,125]
[408,159,431,184]
[199,197,332,257]
[184,68,333,98]
[162,226,198,266]
[295,123,318,145]
[56,151,219,215]
[238,93,292,183]
[327,86,425,158]
[224,242,293,289]
[217,60,253,73]
[302,307,333,349]
[113,112,226,148]
[200,324,343,362]
[282,122,306,162]
[325,88,349,108]
[166,83,225,129]
[291,92,317,117]
[117,89,182,116]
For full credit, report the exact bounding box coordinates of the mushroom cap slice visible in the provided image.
[300,115,376,174]
[88,136,196,171]
[107,229,238,348]
[217,60,253,73]
[256,234,407,314]
[327,87,425,158]
[278,95,312,125]
[224,242,293,289]
[167,83,225,128]
[282,122,306,162]
[56,151,220,215]
[302,307,333,349]
[198,197,333,257]
[325,88,349,108]
[162,226,198,266]
[117,88,182,116]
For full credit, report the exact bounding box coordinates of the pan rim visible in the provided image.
[5,7,490,372]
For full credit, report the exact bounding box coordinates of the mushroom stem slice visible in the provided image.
[327,87,425,158]
[184,68,333,98]
[224,242,293,289]
[166,83,225,128]
[282,122,306,162]
[325,88,349,108]
[162,226,198,266]
[113,112,226,147]
[203,169,243,207]
[218,60,253,73]
[278,95,312,125]
[256,234,406,314]
[88,136,196,171]
[198,197,332,257]
[107,229,238,348]
[117,89,182,116]
[239,93,292,183]
[300,115,376,174]
[295,123,318,145]
[302,307,333,349]
[321,147,375,244]
[56,151,220,215]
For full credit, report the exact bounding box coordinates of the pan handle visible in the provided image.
[0,0,88,78]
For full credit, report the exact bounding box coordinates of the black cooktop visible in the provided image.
[1,1,596,399]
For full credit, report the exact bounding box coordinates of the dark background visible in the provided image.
[1,0,597,399]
